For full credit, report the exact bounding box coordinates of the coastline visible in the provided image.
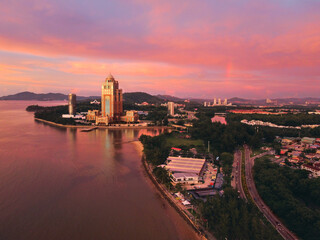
[141,153,213,240]
[34,118,172,130]
[35,116,209,239]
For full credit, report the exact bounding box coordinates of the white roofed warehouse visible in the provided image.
[164,156,206,184]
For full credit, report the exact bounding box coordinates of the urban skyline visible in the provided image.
[0,0,319,99]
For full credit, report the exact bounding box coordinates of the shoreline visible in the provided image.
[34,118,172,130]
[141,154,211,240]
[36,116,207,238]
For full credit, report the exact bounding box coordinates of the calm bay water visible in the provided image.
[0,101,198,240]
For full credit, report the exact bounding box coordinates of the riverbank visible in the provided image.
[141,153,215,240]
[35,118,172,130]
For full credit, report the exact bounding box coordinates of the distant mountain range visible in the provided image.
[0,91,165,104]
[1,91,319,105]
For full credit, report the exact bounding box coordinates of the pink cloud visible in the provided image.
[0,0,319,98]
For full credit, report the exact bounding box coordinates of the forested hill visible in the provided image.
[0,91,100,101]
[122,92,164,104]
[0,91,69,101]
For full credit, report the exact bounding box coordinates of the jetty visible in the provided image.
[80,127,98,132]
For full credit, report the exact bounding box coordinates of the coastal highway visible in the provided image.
[244,146,298,240]
[232,150,247,201]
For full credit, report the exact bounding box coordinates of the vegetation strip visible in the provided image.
[141,154,206,239]
[254,156,320,240]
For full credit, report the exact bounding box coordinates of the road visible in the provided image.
[232,150,247,200]
[243,146,298,240]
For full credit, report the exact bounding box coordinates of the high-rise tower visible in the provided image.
[168,102,175,116]
[101,74,123,122]
[68,93,76,115]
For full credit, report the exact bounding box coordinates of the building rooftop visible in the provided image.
[165,156,206,175]
[172,172,198,179]
[106,73,115,81]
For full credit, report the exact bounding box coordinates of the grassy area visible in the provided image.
[166,136,203,147]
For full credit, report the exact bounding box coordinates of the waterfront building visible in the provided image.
[168,102,175,116]
[171,173,199,184]
[86,110,100,121]
[68,93,76,115]
[165,156,206,175]
[95,74,139,125]
[120,110,139,123]
[96,116,109,125]
[101,74,123,122]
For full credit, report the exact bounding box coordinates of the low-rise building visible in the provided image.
[301,164,320,177]
[164,156,206,185]
[120,110,139,123]
[165,156,206,175]
[214,173,224,189]
[62,114,85,119]
[86,110,100,121]
[301,137,316,145]
[172,173,199,184]
[96,116,109,125]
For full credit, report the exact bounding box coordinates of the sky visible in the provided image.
[0,0,319,99]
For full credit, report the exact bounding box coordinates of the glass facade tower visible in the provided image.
[101,74,123,122]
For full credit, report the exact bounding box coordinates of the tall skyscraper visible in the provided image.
[68,93,76,115]
[101,74,123,122]
[168,102,175,116]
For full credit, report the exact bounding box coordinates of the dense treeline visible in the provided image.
[152,167,172,189]
[26,105,47,112]
[34,105,76,125]
[139,134,172,187]
[74,101,100,112]
[139,134,170,166]
[220,152,234,186]
[123,102,166,111]
[28,102,101,125]
[191,113,262,154]
[254,157,320,240]
[145,108,168,125]
[199,188,281,240]
[228,113,320,126]
[260,125,320,138]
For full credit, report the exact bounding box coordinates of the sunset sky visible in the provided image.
[0,0,319,99]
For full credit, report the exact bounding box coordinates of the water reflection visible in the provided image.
[0,101,197,240]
